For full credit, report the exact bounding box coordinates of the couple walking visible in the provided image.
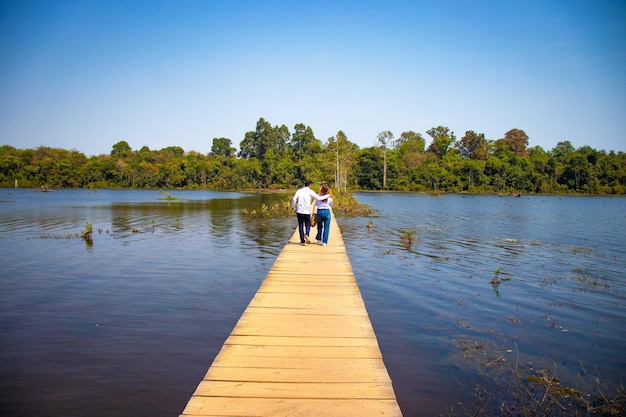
[291,181,333,246]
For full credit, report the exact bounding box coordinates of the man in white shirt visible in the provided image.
[291,180,328,246]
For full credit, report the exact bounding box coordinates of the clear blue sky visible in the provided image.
[1,0,624,156]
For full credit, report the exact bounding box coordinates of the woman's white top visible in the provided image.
[316,196,333,210]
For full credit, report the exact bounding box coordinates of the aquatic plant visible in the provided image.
[159,192,181,201]
[242,201,291,218]
[81,221,93,238]
[452,337,626,416]
[399,229,417,250]
[332,192,376,216]
[490,268,503,285]
[81,221,93,245]
[471,362,625,416]
[490,268,511,295]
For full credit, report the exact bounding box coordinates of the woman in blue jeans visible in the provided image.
[314,183,333,246]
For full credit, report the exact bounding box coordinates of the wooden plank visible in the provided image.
[263,276,356,284]
[257,283,360,295]
[204,366,394,383]
[242,306,369,316]
[247,293,366,309]
[224,335,380,347]
[214,344,383,359]
[182,397,401,417]
[179,214,403,417]
[229,320,375,338]
[191,380,397,399]
[208,356,387,370]
[233,312,376,333]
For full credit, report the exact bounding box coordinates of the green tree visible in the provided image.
[507,156,533,192]
[394,132,427,190]
[596,151,626,193]
[136,161,161,188]
[423,161,447,193]
[529,146,551,192]
[492,138,514,158]
[355,147,383,190]
[562,152,593,191]
[0,146,22,185]
[235,157,263,189]
[460,159,486,191]
[290,123,321,160]
[551,140,575,158]
[238,118,287,160]
[485,155,508,192]
[426,126,455,158]
[80,155,116,188]
[396,131,425,151]
[457,130,489,160]
[111,140,132,158]
[211,137,236,157]
[138,146,154,162]
[57,150,87,188]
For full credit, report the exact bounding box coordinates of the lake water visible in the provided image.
[0,189,624,416]
[342,193,626,415]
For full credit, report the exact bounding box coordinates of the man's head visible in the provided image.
[304,180,312,187]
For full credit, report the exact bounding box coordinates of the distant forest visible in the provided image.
[1,117,625,194]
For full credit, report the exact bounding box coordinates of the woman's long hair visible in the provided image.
[319,184,331,196]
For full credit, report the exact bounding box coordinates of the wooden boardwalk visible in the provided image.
[179,215,403,417]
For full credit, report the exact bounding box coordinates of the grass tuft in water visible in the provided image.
[399,229,417,250]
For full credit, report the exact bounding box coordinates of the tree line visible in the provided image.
[1,117,625,194]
